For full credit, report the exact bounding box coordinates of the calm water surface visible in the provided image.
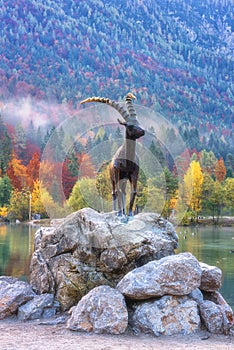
[176,226,234,311]
[0,223,233,310]
[0,224,38,281]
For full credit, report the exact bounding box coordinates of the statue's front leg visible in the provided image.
[112,191,117,211]
[129,179,137,216]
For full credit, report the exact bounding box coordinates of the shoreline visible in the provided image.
[1,215,234,228]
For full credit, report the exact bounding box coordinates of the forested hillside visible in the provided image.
[0,0,233,222]
[0,1,233,132]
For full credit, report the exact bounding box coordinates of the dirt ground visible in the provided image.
[0,317,233,350]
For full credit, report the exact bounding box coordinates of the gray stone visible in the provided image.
[199,262,222,292]
[201,291,234,334]
[67,285,128,334]
[199,300,224,333]
[0,276,35,319]
[30,208,178,310]
[131,295,200,336]
[116,253,202,300]
[18,293,59,321]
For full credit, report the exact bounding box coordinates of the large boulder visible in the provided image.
[130,295,200,336]
[30,208,178,310]
[0,276,35,319]
[67,285,128,334]
[116,252,202,299]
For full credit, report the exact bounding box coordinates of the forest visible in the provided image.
[0,111,233,224]
[0,0,233,223]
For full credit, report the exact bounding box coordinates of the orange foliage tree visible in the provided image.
[214,158,226,182]
[6,153,29,190]
[26,152,40,190]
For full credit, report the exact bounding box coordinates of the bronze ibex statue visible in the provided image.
[80,93,145,216]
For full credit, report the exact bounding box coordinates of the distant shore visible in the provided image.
[186,216,234,227]
[1,215,234,228]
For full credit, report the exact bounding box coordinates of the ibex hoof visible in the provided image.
[120,216,129,224]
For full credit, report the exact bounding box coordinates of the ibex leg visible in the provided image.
[112,191,117,211]
[118,178,127,216]
[129,180,137,216]
[111,180,118,211]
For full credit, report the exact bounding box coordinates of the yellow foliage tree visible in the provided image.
[31,180,48,218]
[224,178,234,213]
[183,160,204,221]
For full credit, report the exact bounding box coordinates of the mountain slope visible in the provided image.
[0,0,233,137]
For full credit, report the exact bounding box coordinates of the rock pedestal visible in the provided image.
[30,208,178,310]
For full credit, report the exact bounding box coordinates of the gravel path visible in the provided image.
[0,318,233,350]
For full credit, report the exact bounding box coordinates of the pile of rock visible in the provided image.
[67,252,233,336]
[0,208,233,337]
[30,208,179,310]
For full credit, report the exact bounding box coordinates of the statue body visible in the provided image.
[81,93,145,216]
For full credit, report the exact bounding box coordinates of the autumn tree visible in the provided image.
[183,160,204,222]
[26,152,40,190]
[214,158,226,182]
[31,180,48,218]
[8,188,31,221]
[6,153,28,190]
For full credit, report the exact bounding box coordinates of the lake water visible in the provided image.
[176,226,234,311]
[0,223,233,310]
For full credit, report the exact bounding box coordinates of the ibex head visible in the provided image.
[80,93,145,140]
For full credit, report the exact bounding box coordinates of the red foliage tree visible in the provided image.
[62,159,78,199]
[26,152,40,190]
[6,153,28,190]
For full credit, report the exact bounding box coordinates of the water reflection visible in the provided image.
[176,226,234,311]
[0,224,38,281]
